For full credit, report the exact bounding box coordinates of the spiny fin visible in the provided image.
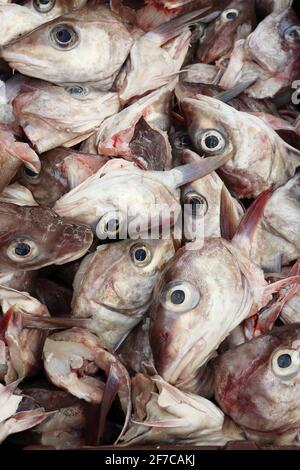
[233,190,271,253]
[220,185,242,241]
[145,7,211,45]
[96,365,120,444]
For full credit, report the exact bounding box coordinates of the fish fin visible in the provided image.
[216,79,257,103]
[145,8,211,45]
[220,186,242,241]
[245,263,300,338]
[96,365,120,444]
[7,142,40,173]
[170,153,232,188]
[19,311,93,331]
[232,190,271,255]
[5,408,46,437]
[131,418,187,428]
[0,183,38,206]
[263,275,300,299]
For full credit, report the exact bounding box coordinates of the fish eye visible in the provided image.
[222,9,239,21]
[22,166,40,184]
[50,24,79,50]
[271,349,300,379]
[96,211,125,239]
[198,129,226,155]
[33,0,56,13]
[284,25,300,43]
[66,86,89,98]
[7,238,38,262]
[174,133,192,150]
[183,191,208,218]
[160,280,200,313]
[130,243,152,267]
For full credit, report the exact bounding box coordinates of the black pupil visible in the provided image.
[226,11,237,20]
[171,289,185,305]
[39,0,50,4]
[25,167,38,177]
[204,135,220,149]
[69,87,83,95]
[105,219,119,233]
[289,28,300,39]
[134,248,147,262]
[180,135,190,147]
[277,354,292,369]
[56,29,72,44]
[15,242,31,257]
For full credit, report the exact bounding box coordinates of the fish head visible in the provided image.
[246,8,300,75]
[149,238,252,385]
[1,6,133,88]
[181,95,237,160]
[197,0,256,63]
[0,203,93,271]
[17,148,70,207]
[181,95,290,198]
[13,83,120,152]
[73,238,175,315]
[214,323,300,434]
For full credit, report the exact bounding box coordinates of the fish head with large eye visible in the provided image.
[96,211,126,240]
[284,25,300,44]
[271,348,300,380]
[21,166,41,185]
[6,237,39,263]
[196,129,227,156]
[160,280,200,313]
[130,243,152,268]
[50,23,79,50]
[183,191,208,219]
[221,9,239,22]
[33,0,56,13]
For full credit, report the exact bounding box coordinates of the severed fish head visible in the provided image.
[0,202,93,272]
[13,82,120,152]
[214,323,300,442]
[1,5,134,89]
[71,238,175,348]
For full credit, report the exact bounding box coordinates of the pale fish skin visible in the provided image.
[219,8,300,99]
[149,238,273,393]
[0,381,46,444]
[0,0,87,46]
[20,383,87,449]
[71,238,175,349]
[96,80,177,159]
[181,95,300,198]
[247,174,300,272]
[13,83,120,153]
[17,147,108,208]
[0,287,49,383]
[0,123,40,194]
[43,327,131,441]
[1,5,134,89]
[196,0,256,64]
[214,323,300,445]
[121,374,244,445]
[53,153,231,238]
[0,202,93,273]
